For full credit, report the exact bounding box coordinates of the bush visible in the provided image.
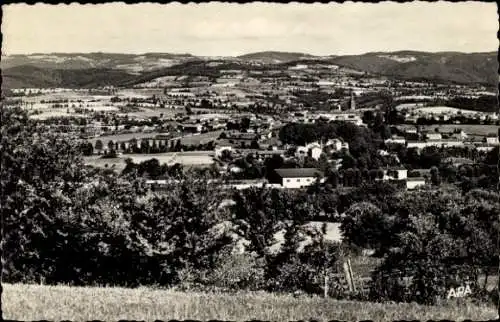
[369,256,479,305]
[204,250,267,291]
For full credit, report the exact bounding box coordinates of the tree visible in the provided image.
[138,158,162,179]
[230,188,289,259]
[340,202,396,255]
[119,142,127,153]
[80,142,94,156]
[240,117,251,132]
[1,107,89,283]
[95,139,103,154]
[175,139,182,152]
[368,187,497,304]
[430,166,441,186]
[220,149,233,162]
[134,177,233,284]
[107,140,115,155]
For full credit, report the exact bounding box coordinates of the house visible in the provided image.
[259,130,274,141]
[406,140,464,150]
[309,145,323,160]
[222,131,259,149]
[406,177,426,190]
[324,138,349,152]
[296,142,323,160]
[380,167,408,181]
[221,179,282,190]
[385,136,406,145]
[274,168,324,189]
[180,123,203,133]
[485,136,499,145]
[316,112,364,126]
[426,133,442,141]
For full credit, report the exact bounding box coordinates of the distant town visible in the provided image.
[3,53,498,193]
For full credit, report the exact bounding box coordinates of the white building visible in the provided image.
[274,168,324,189]
[485,136,499,145]
[407,140,464,150]
[426,133,442,141]
[316,113,364,126]
[381,167,408,181]
[406,177,426,190]
[296,142,323,160]
[385,136,406,145]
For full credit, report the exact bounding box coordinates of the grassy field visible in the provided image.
[179,130,223,145]
[3,283,497,321]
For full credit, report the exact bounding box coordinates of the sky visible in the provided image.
[2,2,498,56]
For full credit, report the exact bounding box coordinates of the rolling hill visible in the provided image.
[328,51,498,86]
[2,65,138,89]
[1,52,197,73]
[236,51,320,63]
[1,51,497,89]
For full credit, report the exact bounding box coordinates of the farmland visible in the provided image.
[3,283,497,321]
[395,103,489,115]
[414,106,482,114]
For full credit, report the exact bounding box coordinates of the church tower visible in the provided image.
[350,91,356,111]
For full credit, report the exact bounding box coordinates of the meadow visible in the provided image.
[414,106,480,114]
[3,283,497,321]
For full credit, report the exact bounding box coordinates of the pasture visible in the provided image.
[29,110,87,120]
[116,88,165,98]
[19,90,113,102]
[394,103,425,110]
[395,103,492,115]
[3,283,497,321]
[179,130,223,145]
[414,106,483,114]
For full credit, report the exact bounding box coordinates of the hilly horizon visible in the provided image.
[2,50,498,89]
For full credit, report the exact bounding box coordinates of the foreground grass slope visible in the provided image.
[3,284,497,321]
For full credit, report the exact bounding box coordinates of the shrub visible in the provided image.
[204,250,267,291]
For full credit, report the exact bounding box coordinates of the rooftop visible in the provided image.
[406,177,427,181]
[275,168,324,178]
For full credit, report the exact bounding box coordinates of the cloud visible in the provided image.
[2,2,497,56]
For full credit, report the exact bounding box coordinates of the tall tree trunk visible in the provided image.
[482,271,489,290]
